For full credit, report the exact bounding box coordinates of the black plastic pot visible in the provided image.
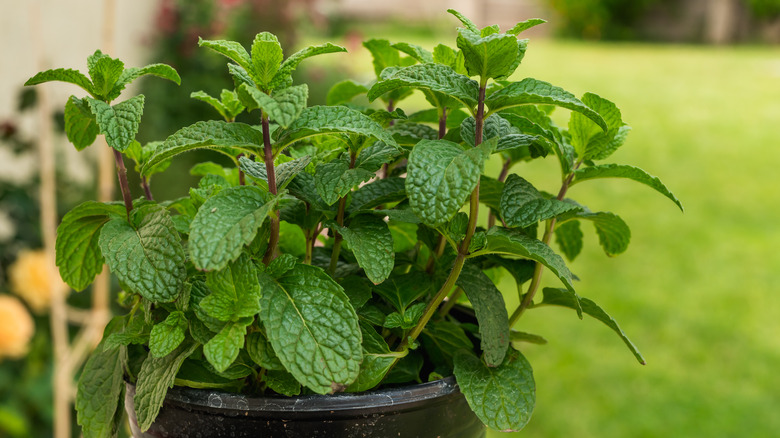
[125,376,485,437]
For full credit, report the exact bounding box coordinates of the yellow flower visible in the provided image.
[8,249,68,313]
[0,295,34,360]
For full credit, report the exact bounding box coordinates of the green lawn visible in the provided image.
[481,41,780,437]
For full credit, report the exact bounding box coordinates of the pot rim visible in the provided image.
[136,376,462,414]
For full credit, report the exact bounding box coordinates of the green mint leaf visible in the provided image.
[456,263,511,366]
[563,211,631,256]
[228,63,256,88]
[99,205,186,302]
[134,342,198,431]
[461,113,515,147]
[315,158,375,206]
[258,264,362,394]
[338,277,373,310]
[511,330,548,345]
[334,215,394,285]
[447,9,480,32]
[406,139,492,226]
[348,177,407,212]
[481,227,575,292]
[239,155,311,190]
[276,105,399,152]
[198,38,253,75]
[191,90,229,120]
[367,63,479,110]
[384,351,424,384]
[266,253,299,278]
[250,32,284,87]
[363,39,402,77]
[373,271,432,313]
[174,359,242,391]
[392,42,434,63]
[456,28,521,80]
[554,220,583,261]
[109,63,180,101]
[454,348,535,432]
[76,318,125,438]
[270,43,347,89]
[25,68,95,95]
[64,96,99,150]
[88,52,125,98]
[421,320,474,371]
[569,92,629,160]
[55,201,125,291]
[507,18,547,35]
[238,83,308,128]
[200,254,261,321]
[326,80,369,105]
[486,78,607,131]
[189,186,275,271]
[204,318,252,373]
[149,311,188,358]
[347,351,394,392]
[246,330,284,370]
[86,95,144,152]
[388,121,439,147]
[355,141,401,172]
[103,312,150,351]
[479,175,504,213]
[265,369,302,396]
[500,174,581,228]
[571,164,684,211]
[540,288,645,364]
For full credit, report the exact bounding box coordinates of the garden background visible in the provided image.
[1,0,778,437]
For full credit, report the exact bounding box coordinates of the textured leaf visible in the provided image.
[134,342,199,432]
[276,105,398,151]
[201,254,262,321]
[456,28,521,79]
[265,370,302,396]
[55,201,126,291]
[479,175,504,213]
[76,318,125,438]
[347,324,394,393]
[271,43,347,88]
[204,318,252,372]
[486,78,607,131]
[367,63,479,109]
[383,303,425,329]
[239,155,311,190]
[392,42,434,63]
[461,113,514,147]
[421,320,473,371]
[406,139,492,226]
[507,18,547,35]
[149,311,188,358]
[348,177,406,212]
[539,288,645,364]
[251,32,284,86]
[258,264,362,394]
[64,96,99,150]
[198,38,253,74]
[454,349,535,432]
[238,84,307,128]
[109,63,180,101]
[479,227,575,292]
[554,220,583,261]
[326,80,369,105]
[565,211,631,256]
[334,215,394,284]
[500,174,581,228]
[354,141,401,172]
[246,330,284,370]
[189,185,275,271]
[388,121,439,146]
[363,39,402,77]
[447,9,480,32]
[88,53,125,98]
[99,205,186,302]
[191,90,229,120]
[25,68,95,95]
[569,93,629,160]
[571,164,684,211]
[86,95,144,152]
[456,263,510,366]
[315,158,375,206]
[373,271,432,313]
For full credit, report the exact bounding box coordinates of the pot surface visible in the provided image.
[125,376,485,438]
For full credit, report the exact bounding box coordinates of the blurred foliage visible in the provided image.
[747,0,780,17]
[546,0,663,40]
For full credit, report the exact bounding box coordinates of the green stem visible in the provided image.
[112,147,133,220]
[328,151,356,275]
[140,176,153,201]
[509,162,581,326]
[487,158,512,228]
[393,84,487,360]
[261,114,279,265]
[439,287,464,317]
[438,107,447,139]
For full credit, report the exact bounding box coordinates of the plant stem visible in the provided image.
[508,164,580,326]
[487,158,512,228]
[438,287,464,317]
[394,84,486,359]
[438,107,447,139]
[328,151,356,275]
[237,153,246,186]
[261,113,279,265]
[141,175,153,201]
[112,147,133,219]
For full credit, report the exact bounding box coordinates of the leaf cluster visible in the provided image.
[28,9,682,436]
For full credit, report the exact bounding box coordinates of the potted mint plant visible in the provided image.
[27,9,682,438]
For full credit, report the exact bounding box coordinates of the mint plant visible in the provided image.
[28,9,682,437]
